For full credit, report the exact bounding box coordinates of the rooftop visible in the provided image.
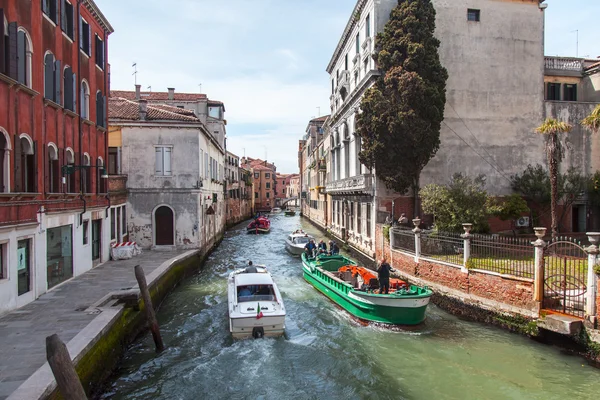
[110,90,207,102]
[108,97,200,122]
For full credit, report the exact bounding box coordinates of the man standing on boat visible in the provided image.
[377,258,392,294]
[304,239,317,258]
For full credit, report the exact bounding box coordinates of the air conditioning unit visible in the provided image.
[515,216,530,227]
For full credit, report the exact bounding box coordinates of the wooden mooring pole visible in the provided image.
[46,334,88,400]
[134,264,165,352]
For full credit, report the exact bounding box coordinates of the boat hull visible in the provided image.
[284,241,305,255]
[302,258,431,325]
[247,227,270,234]
[229,315,286,339]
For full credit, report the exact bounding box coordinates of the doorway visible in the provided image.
[155,206,174,246]
[92,220,101,261]
[17,239,31,296]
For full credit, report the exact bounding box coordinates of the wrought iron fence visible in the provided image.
[469,235,534,278]
[420,231,464,267]
[390,227,415,254]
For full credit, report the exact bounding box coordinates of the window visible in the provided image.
[17,239,31,295]
[355,33,360,54]
[155,146,172,176]
[1,12,8,76]
[82,153,90,193]
[254,172,259,179]
[357,203,362,234]
[79,17,90,55]
[0,130,8,193]
[208,106,221,119]
[46,225,73,288]
[42,0,58,24]
[110,209,116,240]
[82,220,89,245]
[60,0,74,39]
[48,144,60,193]
[266,192,270,199]
[0,242,5,280]
[96,91,106,127]
[204,152,209,179]
[254,192,258,199]
[17,29,32,87]
[44,53,61,104]
[17,135,36,193]
[108,147,119,174]
[349,202,354,230]
[546,82,560,101]
[265,173,270,179]
[366,14,371,37]
[345,54,348,70]
[95,34,104,69]
[65,148,75,193]
[80,80,89,119]
[266,182,270,189]
[96,157,105,193]
[122,206,127,236]
[63,66,76,111]
[564,84,577,101]
[467,9,480,22]
[366,203,372,238]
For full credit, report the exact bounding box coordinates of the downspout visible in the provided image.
[77,1,83,224]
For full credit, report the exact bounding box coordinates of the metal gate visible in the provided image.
[542,238,588,318]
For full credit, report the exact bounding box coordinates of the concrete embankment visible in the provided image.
[5,235,223,400]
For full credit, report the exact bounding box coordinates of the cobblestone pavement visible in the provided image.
[0,250,191,400]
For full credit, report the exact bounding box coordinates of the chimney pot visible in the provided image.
[168,87,175,101]
[135,84,141,100]
[139,99,148,121]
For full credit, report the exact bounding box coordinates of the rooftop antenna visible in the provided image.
[198,83,202,93]
[572,30,579,57]
[316,106,321,117]
[264,146,267,162]
[147,85,151,92]
[132,62,138,85]
[243,147,246,158]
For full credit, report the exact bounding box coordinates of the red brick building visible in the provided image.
[0,0,113,313]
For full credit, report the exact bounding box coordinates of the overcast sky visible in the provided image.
[98,0,600,174]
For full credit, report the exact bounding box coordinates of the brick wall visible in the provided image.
[375,223,537,313]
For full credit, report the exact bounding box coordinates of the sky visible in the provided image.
[97,0,600,174]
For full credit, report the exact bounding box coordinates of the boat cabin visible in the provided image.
[289,235,311,245]
[234,269,277,303]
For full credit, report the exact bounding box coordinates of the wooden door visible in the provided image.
[155,206,174,245]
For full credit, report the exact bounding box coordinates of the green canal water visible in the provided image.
[100,215,600,399]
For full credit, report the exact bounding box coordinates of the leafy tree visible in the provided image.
[356,0,448,216]
[582,104,600,133]
[420,174,492,233]
[589,171,600,207]
[535,118,572,238]
[491,194,530,222]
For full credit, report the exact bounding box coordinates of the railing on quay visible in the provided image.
[470,234,534,279]
[420,230,464,267]
[390,226,415,254]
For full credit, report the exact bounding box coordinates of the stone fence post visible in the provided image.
[532,227,547,303]
[585,232,599,323]
[412,218,421,263]
[461,223,473,274]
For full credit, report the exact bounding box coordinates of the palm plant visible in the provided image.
[582,104,600,133]
[535,118,572,238]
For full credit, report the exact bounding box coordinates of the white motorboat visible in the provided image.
[227,265,286,339]
[270,207,282,214]
[284,230,313,255]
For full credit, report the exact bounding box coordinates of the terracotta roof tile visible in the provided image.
[109,97,200,122]
[110,90,207,102]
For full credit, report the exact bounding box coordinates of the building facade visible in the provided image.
[108,96,226,250]
[242,157,276,212]
[225,150,251,226]
[286,174,300,207]
[0,0,113,314]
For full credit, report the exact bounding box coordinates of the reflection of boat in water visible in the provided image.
[247,216,270,234]
[227,265,286,339]
[284,210,296,216]
[301,253,432,325]
[284,230,313,255]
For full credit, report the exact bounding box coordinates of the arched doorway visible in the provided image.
[154,205,174,246]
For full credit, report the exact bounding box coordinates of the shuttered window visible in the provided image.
[17,31,27,86]
[155,146,172,176]
[0,9,6,75]
[563,84,577,101]
[96,91,106,127]
[546,83,560,101]
[79,17,90,55]
[95,34,104,69]
[63,67,75,111]
[44,53,55,101]
[42,0,58,24]
[60,0,74,39]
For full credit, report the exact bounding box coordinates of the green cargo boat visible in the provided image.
[301,253,432,325]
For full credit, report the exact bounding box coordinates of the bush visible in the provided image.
[383,225,390,243]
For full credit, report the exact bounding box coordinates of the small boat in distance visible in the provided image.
[247,215,271,234]
[301,253,432,325]
[227,264,286,339]
[284,229,313,255]
[284,210,296,216]
[271,207,282,214]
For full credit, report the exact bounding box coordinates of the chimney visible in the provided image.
[135,84,141,100]
[168,87,175,101]
[139,99,148,121]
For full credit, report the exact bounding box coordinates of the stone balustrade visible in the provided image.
[325,174,373,194]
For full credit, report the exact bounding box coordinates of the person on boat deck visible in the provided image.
[304,239,317,257]
[317,240,327,254]
[377,258,392,294]
[329,241,339,255]
[238,287,252,298]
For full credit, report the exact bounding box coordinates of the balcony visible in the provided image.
[325,174,374,195]
[108,174,128,194]
[545,57,584,77]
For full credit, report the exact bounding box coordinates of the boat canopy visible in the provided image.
[235,273,274,287]
[293,236,310,245]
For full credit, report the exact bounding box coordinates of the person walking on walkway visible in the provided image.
[377,258,392,294]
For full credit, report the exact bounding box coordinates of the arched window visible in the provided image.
[96,157,105,193]
[44,52,60,104]
[80,80,90,119]
[63,66,76,112]
[82,153,90,193]
[17,134,35,193]
[96,90,105,127]
[17,28,33,88]
[65,148,76,193]
[47,143,59,193]
[0,128,10,193]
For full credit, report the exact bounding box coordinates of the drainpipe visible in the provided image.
[79,193,86,225]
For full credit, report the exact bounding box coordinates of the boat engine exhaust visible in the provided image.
[252,327,265,339]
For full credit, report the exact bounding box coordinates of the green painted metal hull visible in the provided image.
[302,254,432,325]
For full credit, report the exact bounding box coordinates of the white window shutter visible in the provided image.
[164,147,172,175]
[155,147,162,175]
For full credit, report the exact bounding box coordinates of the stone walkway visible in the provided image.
[0,250,191,400]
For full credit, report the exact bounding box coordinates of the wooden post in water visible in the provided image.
[134,264,165,352]
[46,334,88,400]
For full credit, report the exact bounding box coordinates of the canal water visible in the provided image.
[101,215,600,400]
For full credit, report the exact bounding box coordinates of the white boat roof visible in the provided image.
[235,273,274,286]
[290,231,313,238]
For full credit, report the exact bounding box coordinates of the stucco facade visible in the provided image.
[225,151,251,226]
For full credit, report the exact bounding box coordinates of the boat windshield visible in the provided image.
[237,285,275,302]
[294,237,310,245]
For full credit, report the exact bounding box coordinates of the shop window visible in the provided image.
[17,239,31,295]
[47,225,73,289]
[82,220,89,245]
